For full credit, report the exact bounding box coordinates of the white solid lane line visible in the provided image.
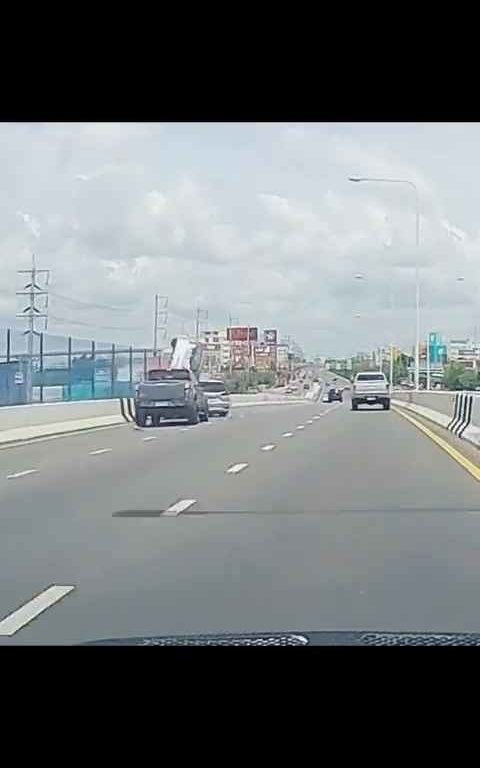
[142,436,157,442]
[226,463,249,474]
[162,499,197,517]
[261,444,276,451]
[89,448,112,455]
[6,469,39,480]
[0,585,75,636]
[282,432,294,438]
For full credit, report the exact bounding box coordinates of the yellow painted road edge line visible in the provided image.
[392,405,480,483]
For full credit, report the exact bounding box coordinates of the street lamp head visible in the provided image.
[348,177,363,183]
[457,276,465,281]
[354,273,364,280]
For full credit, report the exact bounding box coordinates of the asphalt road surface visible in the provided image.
[2,398,480,644]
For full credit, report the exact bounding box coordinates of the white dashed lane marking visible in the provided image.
[282,432,294,438]
[306,419,313,424]
[296,425,305,431]
[6,469,39,480]
[0,585,75,636]
[162,499,197,517]
[313,415,321,420]
[261,444,276,452]
[142,436,157,442]
[89,448,112,456]
[226,463,249,474]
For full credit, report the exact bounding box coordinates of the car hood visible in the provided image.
[80,630,480,646]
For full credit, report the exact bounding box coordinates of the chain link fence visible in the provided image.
[0,327,158,406]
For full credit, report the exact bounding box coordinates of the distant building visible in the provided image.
[448,338,479,370]
[202,329,229,374]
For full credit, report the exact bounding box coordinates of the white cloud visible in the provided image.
[1,122,480,356]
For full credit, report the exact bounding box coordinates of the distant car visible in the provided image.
[328,387,343,403]
[303,383,310,390]
[285,386,295,394]
[198,378,230,417]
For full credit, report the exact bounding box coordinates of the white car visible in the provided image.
[322,394,330,403]
[351,371,390,411]
[198,378,231,416]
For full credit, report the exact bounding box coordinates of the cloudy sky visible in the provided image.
[2,121,480,357]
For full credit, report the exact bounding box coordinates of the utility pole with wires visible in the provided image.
[153,295,168,357]
[16,254,50,400]
[195,308,208,341]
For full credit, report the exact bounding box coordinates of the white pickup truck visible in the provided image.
[351,371,390,411]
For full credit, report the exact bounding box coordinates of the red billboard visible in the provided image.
[227,326,258,342]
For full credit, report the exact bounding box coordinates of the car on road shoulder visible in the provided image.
[351,371,390,411]
[198,378,231,417]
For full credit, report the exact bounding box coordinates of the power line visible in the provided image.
[49,314,144,332]
[49,290,132,313]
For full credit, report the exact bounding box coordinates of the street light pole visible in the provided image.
[389,284,394,391]
[354,271,394,386]
[349,176,421,391]
[426,331,431,391]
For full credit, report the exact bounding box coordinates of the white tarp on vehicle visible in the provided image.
[169,336,203,374]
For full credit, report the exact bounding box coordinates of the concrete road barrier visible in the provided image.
[0,399,122,431]
[393,390,456,417]
[0,391,311,445]
[447,393,472,436]
[462,396,480,446]
[393,390,480,447]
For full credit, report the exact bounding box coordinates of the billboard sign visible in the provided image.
[254,345,275,371]
[227,326,258,342]
[276,344,289,369]
[428,332,447,365]
[264,329,278,345]
[231,342,250,370]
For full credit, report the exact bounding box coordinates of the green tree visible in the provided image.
[443,362,466,390]
[458,369,479,390]
[392,354,410,385]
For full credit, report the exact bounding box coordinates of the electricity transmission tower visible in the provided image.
[195,308,208,340]
[16,254,50,398]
